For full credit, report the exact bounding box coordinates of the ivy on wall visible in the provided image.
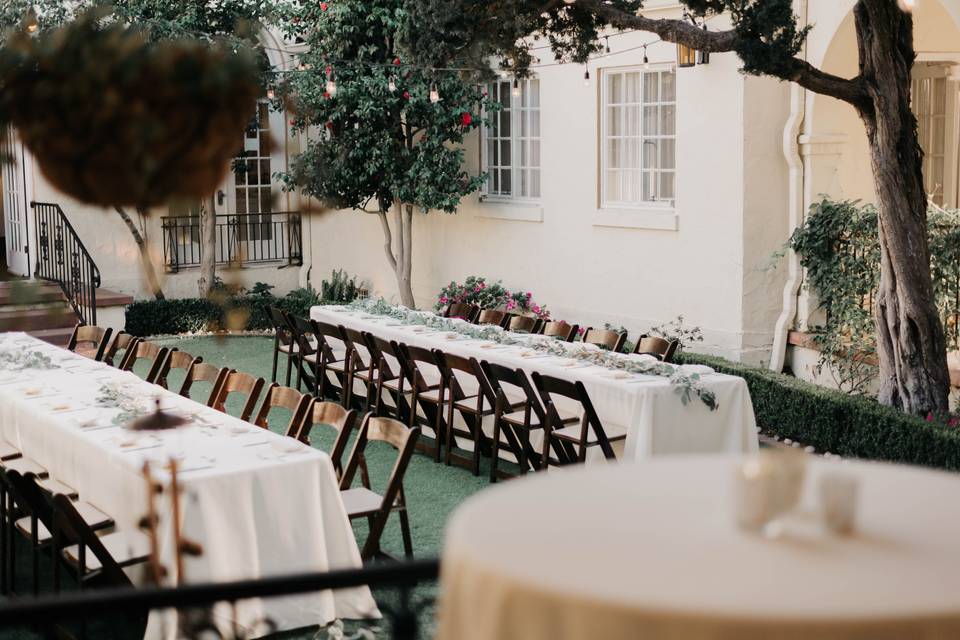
[784,198,960,393]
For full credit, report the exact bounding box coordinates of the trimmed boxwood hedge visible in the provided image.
[678,352,960,471]
[125,287,322,337]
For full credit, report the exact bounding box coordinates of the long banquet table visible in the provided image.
[0,333,378,639]
[438,456,960,640]
[311,305,759,460]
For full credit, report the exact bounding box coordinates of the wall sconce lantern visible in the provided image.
[677,42,697,68]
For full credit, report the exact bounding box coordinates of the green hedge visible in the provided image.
[678,352,960,471]
[125,287,323,337]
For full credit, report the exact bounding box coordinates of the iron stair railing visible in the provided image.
[31,201,100,326]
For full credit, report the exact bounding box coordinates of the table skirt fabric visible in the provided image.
[0,333,378,638]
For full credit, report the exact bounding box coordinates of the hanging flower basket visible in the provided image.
[0,12,262,209]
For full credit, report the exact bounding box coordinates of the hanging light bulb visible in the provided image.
[430,83,440,103]
[512,79,521,97]
[898,0,916,11]
[604,37,611,54]
[644,45,650,70]
[326,72,338,96]
[583,69,591,87]
[266,88,276,100]
[388,76,397,92]
[24,5,39,33]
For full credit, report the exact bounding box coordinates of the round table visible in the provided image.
[436,456,960,640]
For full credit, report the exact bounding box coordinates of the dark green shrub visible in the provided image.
[678,352,960,471]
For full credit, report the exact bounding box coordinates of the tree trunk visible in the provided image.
[376,203,416,308]
[114,207,165,300]
[855,1,950,415]
[197,195,217,298]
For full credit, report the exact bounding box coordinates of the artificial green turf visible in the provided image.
[1,335,497,640]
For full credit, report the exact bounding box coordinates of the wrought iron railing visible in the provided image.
[31,202,100,326]
[161,213,303,273]
[0,558,440,640]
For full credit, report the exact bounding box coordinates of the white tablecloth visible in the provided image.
[311,306,758,460]
[437,456,960,640]
[0,333,378,638]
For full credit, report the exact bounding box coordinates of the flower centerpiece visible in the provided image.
[435,276,550,320]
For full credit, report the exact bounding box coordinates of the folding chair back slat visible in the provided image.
[508,315,539,334]
[67,324,113,361]
[180,361,229,407]
[540,321,578,342]
[443,303,479,322]
[634,334,679,362]
[253,383,312,436]
[300,401,359,479]
[157,350,200,391]
[123,341,174,384]
[104,333,139,368]
[213,371,266,422]
[582,328,627,352]
[476,309,510,328]
[532,372,619,464]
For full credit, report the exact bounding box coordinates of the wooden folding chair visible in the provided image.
[539,320,578,342]
[482,362,578,481]
[179,361,229,407]
[268,307,298,386]
[396,343,445,462]
[633,334,679,362]
[339,415,419,561]
[212,371,266,422]
[253,383,312,436]
[532,372,626,466]
[103,332,139,368]
[156,350,201,391]
[122,340,174,384]
[582,328,627,352]
[286,313,319,393]
[298,401,364,483]
[476,309,510,328]
[442,303,479,322]
[433,351,500,476]
[339,325,376,411]
[507,315,539,334]
[67,324,113,361]
[367,334,411,422]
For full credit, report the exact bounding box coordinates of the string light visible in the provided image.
[643,45,650,69]
[583,68,590,86]
[266,88,276,100]
[326,70,338,96]
[898,0,916,11]
[24,6,39,33]
[512,79,521,97]
[388,76,397,92]
[429,83,440,102]
[604,36,611,54]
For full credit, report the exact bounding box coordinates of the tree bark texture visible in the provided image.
[114,206,165,300]
[197,194,217,298]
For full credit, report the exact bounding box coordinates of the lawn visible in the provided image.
[2,335,495,640]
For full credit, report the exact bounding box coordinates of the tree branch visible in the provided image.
[377,210,398,272]
[570,0,870,108]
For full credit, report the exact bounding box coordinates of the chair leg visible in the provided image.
[271,338,279,383]
[0,485,7,595]
[399,508,414,558]
[284,352,293,387]
[541,425,552,471]
[470,414,482,477]
[31,520,38,596]
[490,418,501,483]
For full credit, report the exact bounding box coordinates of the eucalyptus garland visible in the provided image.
[96,382,149,425]
[345,299,719,411]
[0,349,55,371]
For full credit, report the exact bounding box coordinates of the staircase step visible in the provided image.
[0,283,64,306]
[0,307,77,332]
[27,327,75,348]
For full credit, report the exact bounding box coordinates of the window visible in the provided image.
[601,67,676,208]
[483,78,541,200]
[235,101,274,241]
[912,63,956,207]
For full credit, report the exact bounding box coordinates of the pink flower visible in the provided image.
[474,286,481,292]
[927,412,935,422]
[526,292,532,299]
[506,300,516,310]
[440,296,448,304]
[532,304,541,314]
[479,282,486,289]
[950,417,959,428]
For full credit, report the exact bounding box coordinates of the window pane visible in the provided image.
[531,169,541,198]
[643,106,659,136]
[531,110,540,137]
[531,141,540,167]
[660,104,676,135]
[660,139,676,170]
[608,106,621,136]
[642,171,654,201]
[933,78,946,115]
[500,110,511,137]
[529,79,540,107]
[492,169,499,192]
[626,105,640,136]
[608,138,622,168]
[261,188,273,213]
[627,139,640,170]
[500,140,511,166]
[609,73,623,104]
[501,169,512,193]
[660,171,675,200]
[520,168,528,196]
[643,73,658,103]
[259,160,270,185]
[626,72,641,103]
[933,117,946,154]
[624,169,639,202]
[661,71,676,102]
[236,193,247,214]
[520,140,528,167]
[642,140,658,169]
[487,138,497,166]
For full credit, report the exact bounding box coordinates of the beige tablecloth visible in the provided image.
[437,456,960,640]
[0,333,378,638]
[311,306,758,460]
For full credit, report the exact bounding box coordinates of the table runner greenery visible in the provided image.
[344,299,719,410]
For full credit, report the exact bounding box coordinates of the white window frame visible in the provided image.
[600,65,677,211]
[481,77,541,203]
[912,62,958,208]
